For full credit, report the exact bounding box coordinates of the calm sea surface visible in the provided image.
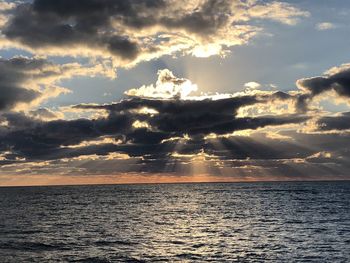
[0,182,349,262]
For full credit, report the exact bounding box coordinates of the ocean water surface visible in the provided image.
[0,181,349,262]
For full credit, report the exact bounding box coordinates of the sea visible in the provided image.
[0,181,349,262]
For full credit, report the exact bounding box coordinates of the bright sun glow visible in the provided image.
[191,44,224,58]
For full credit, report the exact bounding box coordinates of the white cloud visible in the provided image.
[316,22,336,31]
[125,69,198,99]
[244,81,261,90]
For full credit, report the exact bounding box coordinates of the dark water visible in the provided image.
[0,182,349,262]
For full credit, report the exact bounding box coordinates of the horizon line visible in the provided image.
[1,178,349,188]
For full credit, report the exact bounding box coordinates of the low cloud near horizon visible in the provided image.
[1,64,350,181]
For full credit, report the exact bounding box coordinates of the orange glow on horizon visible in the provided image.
[0,174,347,187]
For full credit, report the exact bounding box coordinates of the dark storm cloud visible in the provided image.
[316,112,350,131]
[0,110,133,159]
[3,1,151,59]
[74,94,305,136]
[0,93,308,163]
[160,0,230,35]
[11,130,350,178]
[296,65,350,111]
[2,0,308,62]
[299,66,350,97]
[1,94,350,179]
[151,114,306,135]
[75,95,259,115]
[0,57,47,111]
[3,0,224,60]
[0,85,39,111]
[3,0,227,42]
[0,56,100,111]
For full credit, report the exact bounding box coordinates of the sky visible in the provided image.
[1,0,350,186]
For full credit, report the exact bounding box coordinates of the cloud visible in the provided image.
[296,64,350,112]
[0,96,304,160]
[247,1,309,25]
[2,66,350,180]
[244,81,261,90]
[298,64,350,97]
[0,69,308,168]
[316,22,336,31]
[0,56,116,112]
[2,128,350,180]
[316,112,350,132]
[0,1,14,27]
[29,107,64,120]
[125,69,198,99]
[0,57,59,111]
[1,0,308,66]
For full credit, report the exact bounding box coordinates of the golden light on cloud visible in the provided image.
[0,0,309,72]
[125,69,198,99]
[191,44,225,58]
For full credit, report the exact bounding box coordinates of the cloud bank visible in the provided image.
[1,65,350,181]
[1,0,308,67]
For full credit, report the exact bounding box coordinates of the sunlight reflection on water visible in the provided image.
[0,182,349,262]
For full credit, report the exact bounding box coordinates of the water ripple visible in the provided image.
[0,181,349,262]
